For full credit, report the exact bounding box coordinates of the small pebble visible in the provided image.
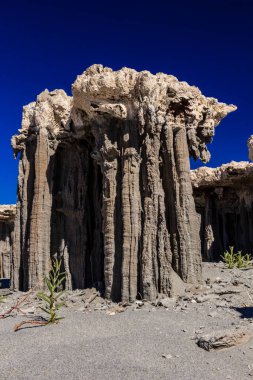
[162,354,173,360]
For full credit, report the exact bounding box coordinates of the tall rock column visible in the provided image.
[11,90,71,290]
[28,128,53,288]
[173,126,201,283]
[0,205,16,279]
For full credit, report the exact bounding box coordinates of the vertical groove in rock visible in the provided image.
[203,196,215,261]
[99,131,119,299]
[89,160,103,289]
[174,127,202,282]
[141,131,165,300]
[156,190,172,295]
[161,124,180,274]
[121,121,141,301]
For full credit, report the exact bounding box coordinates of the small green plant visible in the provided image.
[221,246,253,269]
[242,253,253,268]
[236,251,244,268]
[37,258,66,324]
[221,246,237,269]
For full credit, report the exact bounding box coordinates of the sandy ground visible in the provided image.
[0,263,253,380]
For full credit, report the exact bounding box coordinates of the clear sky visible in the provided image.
[0,0,252,204]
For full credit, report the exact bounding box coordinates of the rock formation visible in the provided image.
[10,65,236,301]
[0,205,16,278]
[247,135,253,161]
[192,161,253,261]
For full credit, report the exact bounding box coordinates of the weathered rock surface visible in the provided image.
[0,205,16,278]
[191,161,253,187]
[11,64,236,301]
[0,205,16,221]
[196,326,253,351]
[192,161,253,260]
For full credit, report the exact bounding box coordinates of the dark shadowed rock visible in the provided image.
[192,161,253,261]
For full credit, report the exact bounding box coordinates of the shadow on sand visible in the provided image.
[233,307,253,319]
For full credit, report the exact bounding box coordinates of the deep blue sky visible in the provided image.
[0,0,252,203]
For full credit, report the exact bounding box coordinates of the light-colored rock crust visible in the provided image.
[72,64,236,163]
[191,161,253,188]
[0,205,16,221]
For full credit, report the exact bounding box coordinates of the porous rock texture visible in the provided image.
[11,65,236,301]
[0,205,16,278]
[196,326,253,351]
[247,135,253,161]
[192,161,253,261]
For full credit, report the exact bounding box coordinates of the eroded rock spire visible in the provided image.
[11,65,236,301]
[0,205,16,278]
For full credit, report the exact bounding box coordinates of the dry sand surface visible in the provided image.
[0,263,253,380]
